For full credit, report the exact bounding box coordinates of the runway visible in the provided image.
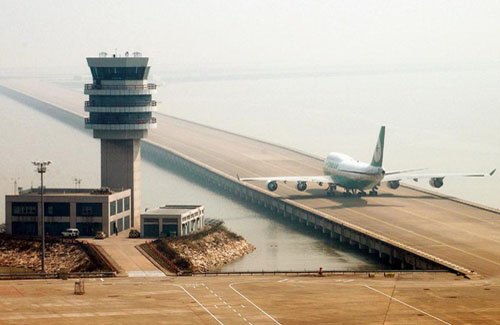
[1,79,500,278]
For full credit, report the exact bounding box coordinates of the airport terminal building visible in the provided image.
[5,188,131,237]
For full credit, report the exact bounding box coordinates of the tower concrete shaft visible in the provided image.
[100,139,141,226]
[84,53,157,228]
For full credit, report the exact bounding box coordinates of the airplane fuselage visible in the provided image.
[323,152,385,191]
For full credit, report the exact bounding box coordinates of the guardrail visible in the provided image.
[85,100,157,107]
[84,84,156,90]
[82,242,119,274]
[191,269,452,276]
[141,243,180,273]
[85,117,157,124]
[0,271,115,280]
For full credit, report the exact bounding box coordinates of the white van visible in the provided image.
[61,228,80,238]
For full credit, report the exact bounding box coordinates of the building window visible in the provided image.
[12,222,38,236]
[44,222,70,236]
[76,222,102,236]
[124,197,130,211]
[12,202,38,216]
[76,203,103,217]
[117,199,123,213]
[124,216,130,230]
[44,203,70,217]
[117,218,123,232]
[110,201,116,216]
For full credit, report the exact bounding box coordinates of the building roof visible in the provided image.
[13,187,130,197]
[142,205,203,216]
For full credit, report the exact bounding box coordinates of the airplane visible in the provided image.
[239,126,496,197]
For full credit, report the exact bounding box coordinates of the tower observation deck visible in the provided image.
[84,53,157,228]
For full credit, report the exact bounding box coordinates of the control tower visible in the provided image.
[84,52,157,228]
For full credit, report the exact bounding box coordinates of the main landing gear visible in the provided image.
[341,188,378,197]
[326,184,336,197]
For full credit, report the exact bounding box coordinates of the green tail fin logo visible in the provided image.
[371,126,385,167]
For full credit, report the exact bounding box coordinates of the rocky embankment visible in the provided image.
[0,237,96,273]
[151,223,255,272]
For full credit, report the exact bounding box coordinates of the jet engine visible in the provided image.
[267,180,278,192]
[429,177,444,188]
[387,180,400,189]
[296,181,307,192]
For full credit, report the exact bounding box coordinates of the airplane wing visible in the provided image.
[239,175,334,184]
[383,169,496,182]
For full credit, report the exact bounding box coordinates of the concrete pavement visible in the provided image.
[0,273,499,324]
[85,232,164,277]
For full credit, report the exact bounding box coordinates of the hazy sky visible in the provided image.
[1,0,500,70]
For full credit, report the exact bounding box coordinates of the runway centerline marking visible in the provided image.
[364,285,452,325]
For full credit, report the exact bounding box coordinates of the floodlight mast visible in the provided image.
[32,160,51,273]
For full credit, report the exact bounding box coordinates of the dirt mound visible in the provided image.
[0,237,99,273]
[149,222,255,273]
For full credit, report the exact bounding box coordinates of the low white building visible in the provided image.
[5,187,131,237]
[141,205,204,238]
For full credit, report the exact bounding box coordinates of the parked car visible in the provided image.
[61,228,79,238]
[94,231,106,240]
[129,229,140,238]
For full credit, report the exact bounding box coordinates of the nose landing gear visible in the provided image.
[369,185,379,196]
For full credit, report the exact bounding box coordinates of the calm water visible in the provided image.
[1,67,498,271]
[0,93,380,271]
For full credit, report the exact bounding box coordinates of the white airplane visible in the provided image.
[239,126,495,197]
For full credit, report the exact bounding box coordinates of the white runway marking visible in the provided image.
[174,285,224,325]
[364,285,452,325]
[229,282,282,325]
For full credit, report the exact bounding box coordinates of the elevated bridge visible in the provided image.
[2,80,500,278]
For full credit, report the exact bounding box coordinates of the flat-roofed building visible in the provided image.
[5,188,131,237]
[141,205,204,238]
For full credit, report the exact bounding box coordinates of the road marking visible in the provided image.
[278,278,288,283]
[335,203,500,269]
[416,197,500,228]
[392,204,500,245]
[230,282,282,325]
[364,285,451,325]
[174,285,224,325]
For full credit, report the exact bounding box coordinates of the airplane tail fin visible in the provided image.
[371,126,385,167]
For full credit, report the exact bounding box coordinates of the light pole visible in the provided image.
[73,178,82,189]
[32,160,51,273]
[10,177,20,195]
